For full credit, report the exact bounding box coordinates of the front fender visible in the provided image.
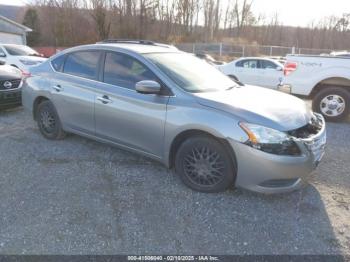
[163,97,248,167]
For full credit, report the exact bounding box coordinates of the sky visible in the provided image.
[251,0,348,27]
[0,0,349,27]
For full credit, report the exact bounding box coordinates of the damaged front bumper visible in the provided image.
[231,113,326,194]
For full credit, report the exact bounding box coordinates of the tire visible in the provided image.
[175,136,236,193]
[312,87,350,122]
[36,100,66,140]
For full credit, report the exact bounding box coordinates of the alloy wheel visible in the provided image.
[183,146,225,186]
[320,94,346,117]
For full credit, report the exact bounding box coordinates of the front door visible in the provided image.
[94,51,169,158]
[258,59,283,89]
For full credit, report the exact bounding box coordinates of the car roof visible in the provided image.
[58,43,180,56]
[234,56,284,65]
[236,57,276,61]
[100,43,179,53]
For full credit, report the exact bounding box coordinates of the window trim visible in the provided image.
[237,59,260,69]
[259,59,278,70]
[50,49,173,96]
[100,51,172,96]
[51,54,67,72]
[60,50,103,81]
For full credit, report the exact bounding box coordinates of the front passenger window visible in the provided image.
[261,60,278,69]
[103,52,158,90]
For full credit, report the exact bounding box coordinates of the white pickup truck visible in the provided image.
[282,54,350,121]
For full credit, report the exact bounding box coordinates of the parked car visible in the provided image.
[270,56,287,65]
[0,44,46,71]
[282,54,350,121]
[22,40,326,194]
[330,51,350,57]
[218,57,284,89]
[0,64,22,110]
[195,53,226,65]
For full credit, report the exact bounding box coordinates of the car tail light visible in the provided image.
[284,61,298,76]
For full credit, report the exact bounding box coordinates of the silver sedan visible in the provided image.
[22,40,326,193]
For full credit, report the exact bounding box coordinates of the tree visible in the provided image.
[22,8,41,46]
[89,0,111,40]
[335,13,350,32]
[232,0,255,37]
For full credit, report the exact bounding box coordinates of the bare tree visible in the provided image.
[88,0,111,40]
[26,0,350,51]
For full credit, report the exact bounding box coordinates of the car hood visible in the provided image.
[17,56,47,62]
[0,65,22,80]
[194,85,312,131]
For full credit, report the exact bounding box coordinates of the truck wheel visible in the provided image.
[313,87,350,122]
[37,100,66,140]
[175,136,236,193]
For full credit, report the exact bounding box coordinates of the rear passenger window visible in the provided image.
[236,60,243,67]
[51,54,66,72]
[103,52,157,90]
[63,51,101,80]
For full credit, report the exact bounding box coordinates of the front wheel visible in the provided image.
[312,87,350,122]
[175,136,236,193]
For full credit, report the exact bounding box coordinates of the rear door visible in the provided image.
[94,51,169,158]
[50,50,102,135]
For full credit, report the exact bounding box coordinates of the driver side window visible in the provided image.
[260,60,278,69]
[103,52,158,90]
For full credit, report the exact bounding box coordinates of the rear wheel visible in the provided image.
[37,100,66,140]
[175,136,236,193]
[313,87,349,122]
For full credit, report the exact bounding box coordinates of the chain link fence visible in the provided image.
[176,43,336,59]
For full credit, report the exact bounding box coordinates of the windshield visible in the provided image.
[3,45,39,56]
[145,52,236,93]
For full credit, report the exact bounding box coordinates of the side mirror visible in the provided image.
[276,66,283,71]
[0,59,5,65]
[135,80,161,94]
[0,52,6,58]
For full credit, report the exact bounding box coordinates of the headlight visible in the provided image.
[19,60,38,65]
[239,122,301,156]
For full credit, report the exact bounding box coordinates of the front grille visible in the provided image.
[0,79,22,90]
[288,114,323,139]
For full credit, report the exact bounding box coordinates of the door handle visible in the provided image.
[53,85,63,92]
[97,95,112,104]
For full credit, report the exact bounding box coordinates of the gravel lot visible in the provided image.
[0,106,349,255]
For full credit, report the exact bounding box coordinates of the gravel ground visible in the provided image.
[0,106,349,255]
